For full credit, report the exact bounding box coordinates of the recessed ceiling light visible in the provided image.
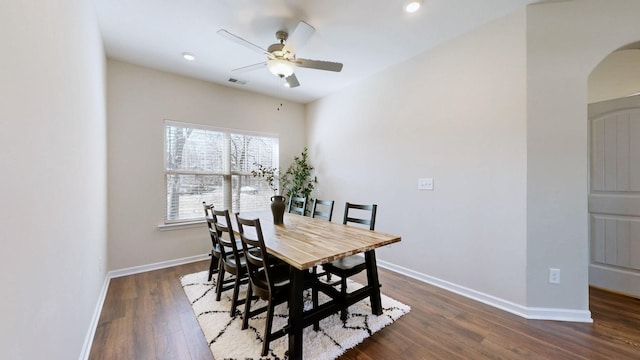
[182,52,195,61]
[405,0,423,13]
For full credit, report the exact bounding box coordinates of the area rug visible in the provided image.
[180,270,410,360]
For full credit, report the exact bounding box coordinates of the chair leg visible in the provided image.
[230,272,241,317]
[313,285,320,331]
[215,265,225,301]
[208,255,218,281]
[262,300,275,356]
[340,276,348,321]
[242,284,253,330]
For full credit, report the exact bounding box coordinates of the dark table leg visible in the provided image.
[364,250,383,315]
[288,268,305,360]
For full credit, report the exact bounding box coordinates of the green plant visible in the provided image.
[281,147,318,200]
[251,163,279,194]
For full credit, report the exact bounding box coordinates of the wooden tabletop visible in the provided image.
[235,211,401,270]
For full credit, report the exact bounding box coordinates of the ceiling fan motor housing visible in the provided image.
[275,30,288,42]
[267,43,285,54]
[267,43,294,61]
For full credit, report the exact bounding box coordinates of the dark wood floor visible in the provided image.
[89,260,640,359]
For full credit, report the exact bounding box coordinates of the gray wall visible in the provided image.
[307,9,529,309]
[0,0,107,358]
[589,49,640,103]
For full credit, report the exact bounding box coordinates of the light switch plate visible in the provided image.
[418,178,434,190]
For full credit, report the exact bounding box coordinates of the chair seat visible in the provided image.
[225,254,247,269]
[252,263,291,293]
[220,240,243,253]
[323,255,366,277]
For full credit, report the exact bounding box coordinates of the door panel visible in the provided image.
[589,95,640,298]
[590,215,640,270]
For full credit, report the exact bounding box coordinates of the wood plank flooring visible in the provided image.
[89,260,640,359]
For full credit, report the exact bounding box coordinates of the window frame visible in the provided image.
[163,120,279,225]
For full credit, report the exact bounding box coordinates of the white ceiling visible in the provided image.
[95,0,538,104]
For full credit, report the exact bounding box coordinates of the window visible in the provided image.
[164,120,278,223]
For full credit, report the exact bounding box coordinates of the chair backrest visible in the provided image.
[311,199,335,221]
[343,202,377,230]
[203,202,221,252]
[288,196,307,216]
[235,214,274,296]
[212,209,242,263]
[203,202,215,230]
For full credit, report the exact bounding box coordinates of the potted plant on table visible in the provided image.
[251,163,286,224]
[252,147,319,222]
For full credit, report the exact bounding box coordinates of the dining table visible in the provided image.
[236,210,401,360]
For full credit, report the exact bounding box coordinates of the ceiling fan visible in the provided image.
[217,21,343,88]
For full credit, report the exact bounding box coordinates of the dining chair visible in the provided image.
[311,199,335,281]
[321,202,377,321]
[203,202,221,281]
[212,209,249,317]
[235,214,295,356]
[287,196,307,216]
[311,199,335,221]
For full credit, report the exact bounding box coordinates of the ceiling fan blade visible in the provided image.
[217,29,267,54]
[232,62,267,73]
[294,58,343,72]
[282,21,315,54]
[284,73,300,88]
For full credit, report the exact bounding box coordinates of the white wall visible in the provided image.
[107,60,306,270]
[307,11,528,306]
[526,0,640,311]
[589,49,640,103]
[0,1,107,359]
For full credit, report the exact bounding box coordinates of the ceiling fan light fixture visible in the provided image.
[267,59,294,78]
[404,0,423,13]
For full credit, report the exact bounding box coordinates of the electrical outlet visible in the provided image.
[549,268,561,284]
[418,178,434,190]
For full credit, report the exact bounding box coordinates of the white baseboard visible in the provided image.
[78,272,111,360]
[525,307,593,322]
[108,253,210,278]
[78,253,210,360]
[377,259,593,323]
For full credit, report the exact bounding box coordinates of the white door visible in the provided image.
[589,95,640,298]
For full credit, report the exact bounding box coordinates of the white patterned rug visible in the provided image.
[180,270,410,360]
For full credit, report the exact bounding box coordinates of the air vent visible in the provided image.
[228,78,247,85]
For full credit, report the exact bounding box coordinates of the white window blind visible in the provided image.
[165,121,279,223]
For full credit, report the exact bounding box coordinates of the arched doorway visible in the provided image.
[587,44,640,298]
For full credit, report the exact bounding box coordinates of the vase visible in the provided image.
[270,195,286,225]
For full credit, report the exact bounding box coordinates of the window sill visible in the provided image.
[157,220,205,231]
